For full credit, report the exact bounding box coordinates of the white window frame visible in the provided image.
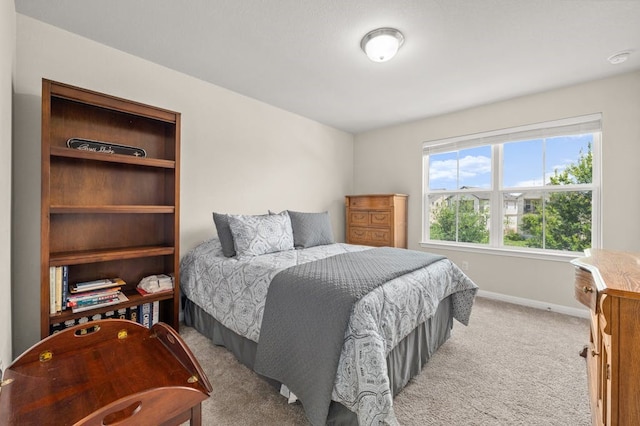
[421,114,602,262]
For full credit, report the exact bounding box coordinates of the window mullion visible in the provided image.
[591,132,602,249]
[455,152,460,242]
[422,154,429,242]
[541,138,547,250]
[491,144,503,248]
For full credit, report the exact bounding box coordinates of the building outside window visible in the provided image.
[422,114,601,257]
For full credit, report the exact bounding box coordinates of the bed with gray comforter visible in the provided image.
[180,238,478,425]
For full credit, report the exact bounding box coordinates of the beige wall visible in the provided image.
[354,71,640,311]
[1,0,15,371]
[12,15,354,356]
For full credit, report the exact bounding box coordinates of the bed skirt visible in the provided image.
[183,295,454,425]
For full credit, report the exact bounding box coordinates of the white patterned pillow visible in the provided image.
[228,212,294,257]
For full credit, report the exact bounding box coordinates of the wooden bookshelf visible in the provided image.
[40,79,181,338]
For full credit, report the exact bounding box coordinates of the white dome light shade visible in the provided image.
[607,51,631,65]
[361,28,405,63]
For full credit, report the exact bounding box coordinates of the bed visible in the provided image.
[180,211,478,425]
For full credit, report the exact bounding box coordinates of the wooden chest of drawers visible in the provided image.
[345,194,407,248]
[571,250,640,426]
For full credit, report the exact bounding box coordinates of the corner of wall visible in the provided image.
[2,0,16,366]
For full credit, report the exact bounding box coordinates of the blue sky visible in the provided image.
[429,134,593,191]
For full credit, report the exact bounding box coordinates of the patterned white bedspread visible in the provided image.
[180,238,478,425]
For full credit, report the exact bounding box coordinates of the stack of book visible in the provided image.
[49,266,69,314]
[67,278,129,313]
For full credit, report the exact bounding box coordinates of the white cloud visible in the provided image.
[429,158,458,181]
[459,155,491,178]
[430,155,491,183]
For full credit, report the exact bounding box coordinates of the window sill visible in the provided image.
[419,241,583,262]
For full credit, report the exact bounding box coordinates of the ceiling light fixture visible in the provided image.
[361,28,404,63]
[607,51,631,65]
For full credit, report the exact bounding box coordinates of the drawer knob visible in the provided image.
[582,286,593,293]
[591,350,599,357]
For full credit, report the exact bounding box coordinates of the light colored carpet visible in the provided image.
[179,297,591,425]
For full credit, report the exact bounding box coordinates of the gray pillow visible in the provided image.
[228,212,294,258]
[287,210,335,248]
[212,212,236,257]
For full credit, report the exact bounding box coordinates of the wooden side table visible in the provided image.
[0,320,212,426]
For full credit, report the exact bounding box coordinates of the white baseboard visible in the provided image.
[477,289,589,319]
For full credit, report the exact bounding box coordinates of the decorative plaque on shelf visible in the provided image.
[67,138,147,157]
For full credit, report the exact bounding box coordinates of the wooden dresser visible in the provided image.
[571,249,640,426]
[345,194,407,248]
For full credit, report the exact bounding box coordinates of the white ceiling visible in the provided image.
[14,0,640,134]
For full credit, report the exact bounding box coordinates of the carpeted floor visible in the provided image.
[179,297,591,425]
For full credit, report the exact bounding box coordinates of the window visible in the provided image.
[422,114,601,256]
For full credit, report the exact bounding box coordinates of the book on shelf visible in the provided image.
[152,301,159,325]
[129,305,139,323]
[49,266,56,314]
[70,277,126,293]
[66,291,122,308]
[139,302,152,328]
[54,266,63,312]
[66,287,121,302]
[68,297,120,309]
[71,292,129,313]
[61,266,69,311]
[115,306,129,320]
[136,301,161,329]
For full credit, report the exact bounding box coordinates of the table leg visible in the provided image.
[189,403,202,426]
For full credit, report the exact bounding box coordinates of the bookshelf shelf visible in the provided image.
[50,205,175,214]
[40,79,181,337]
[49,246,176,266]
[50,146,176,168]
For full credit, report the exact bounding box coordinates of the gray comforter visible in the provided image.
[180,239,478,425]
[253,247,446,426]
